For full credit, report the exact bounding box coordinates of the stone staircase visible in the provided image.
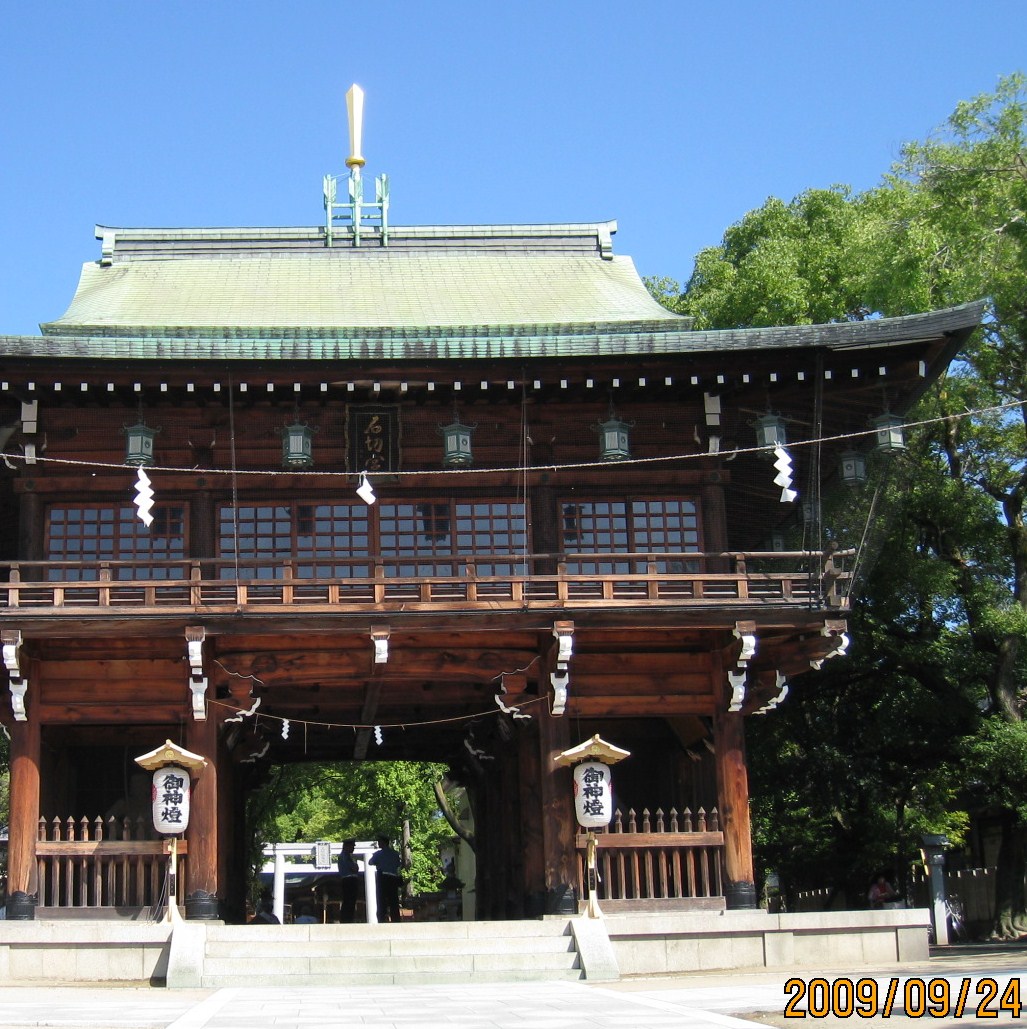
[172,918,589,987]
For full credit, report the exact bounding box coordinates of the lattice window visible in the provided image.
[219,503,370,579]
[453,501,527,576]
[378,503,456,577]
[46,504,187,580]
[294,504,371,578]
[560,498,700,574]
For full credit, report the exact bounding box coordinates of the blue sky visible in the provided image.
[1,1,1025,336]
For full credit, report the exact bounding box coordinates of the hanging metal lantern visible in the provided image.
[124,420,157,467]
[871,412,906,453]
[151,764,191,834]
[281,421,315,469]
[839,449,867,485]
[572,760,614,829]
[439,414,475,467]
[597,413,632,462]
[754,413,787,451]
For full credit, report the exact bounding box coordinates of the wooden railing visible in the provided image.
[35,815,184,911]
[0,549,851,616]
[574,806,724,912]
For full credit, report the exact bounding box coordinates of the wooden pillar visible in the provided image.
[529,484,559,575]
[537,701,577,915]
[712,658,757,909]
[218,734,247,924]
[518,717,545,916]
[190,490,216,561]
[185,715,220,919]
[17,492,42,561]
[701,476,729,572]
[495,738,524,918]
[6,703,40,919]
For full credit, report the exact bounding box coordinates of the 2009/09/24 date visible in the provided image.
[784,976,1022,1019]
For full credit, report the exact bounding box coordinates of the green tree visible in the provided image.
[246,760,455,899]
[675,74,1027,934]
[871,73,1027,937]
[678,186,875,328]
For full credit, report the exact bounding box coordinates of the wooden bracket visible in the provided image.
[732,620,757,665]
[810,619,849,670]
[185,626,207,721]
[725,620,758,712]
[2,629,26,722]
[753,671,789,715]
[371,626,390,665]
[727,669,747,712]
[549,620,574,716]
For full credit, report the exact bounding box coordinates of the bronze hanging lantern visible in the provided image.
[871,412,906,453]
[596,398,633,462]
[754,412,787,452]
[281,420,315,469]
[123,418,158,467]
[439,405,476,467]
[839,449,867,485]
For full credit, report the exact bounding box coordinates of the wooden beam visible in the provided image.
[37,703,188,724]
[569,695,714,717]
[213,648,541,684]
[569,674,711,696]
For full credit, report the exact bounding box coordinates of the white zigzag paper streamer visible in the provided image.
[134,467,155,526]
[772,445,798,504]
[374,725,384,746]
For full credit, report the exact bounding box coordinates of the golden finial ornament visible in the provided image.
[345,84,366,169]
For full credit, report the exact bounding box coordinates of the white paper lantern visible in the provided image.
[152,765,191,834]
[573,760,613,828]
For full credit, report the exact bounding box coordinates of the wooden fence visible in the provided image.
[574,806,725,912]
[793,867,996,939]
[36,815,184,912]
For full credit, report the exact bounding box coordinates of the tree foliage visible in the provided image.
[245,760,455,898]
[666,73,1027,931]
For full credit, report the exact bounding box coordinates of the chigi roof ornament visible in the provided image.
[323,84,390,247]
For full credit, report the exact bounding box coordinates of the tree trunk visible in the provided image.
[992,813,1027,939]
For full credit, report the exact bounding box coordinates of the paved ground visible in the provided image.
[0,943,1025,1029]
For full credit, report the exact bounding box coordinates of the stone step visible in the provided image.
[205,934,575,959]
[204,919,574,942]
[201,966,584,987]
[196,919,584,986]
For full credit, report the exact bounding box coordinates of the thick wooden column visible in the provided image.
[518,716,545,915]
[712,662,757,909]
[17,492,43,562]
[537,701,577,915]
[701,476,729,572]
[218,734,246,924]
[6,703,40,919]
[185,715,220,919]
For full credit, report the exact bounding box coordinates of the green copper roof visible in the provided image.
[41,222,687,337]
[10,301,984,363]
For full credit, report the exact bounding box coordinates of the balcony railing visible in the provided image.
[0,549,851,616]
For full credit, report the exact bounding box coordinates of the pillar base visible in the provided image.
[184,890,220,920]
[6,891,36,920]
[724,880,758,910]
[545,883,578,916]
